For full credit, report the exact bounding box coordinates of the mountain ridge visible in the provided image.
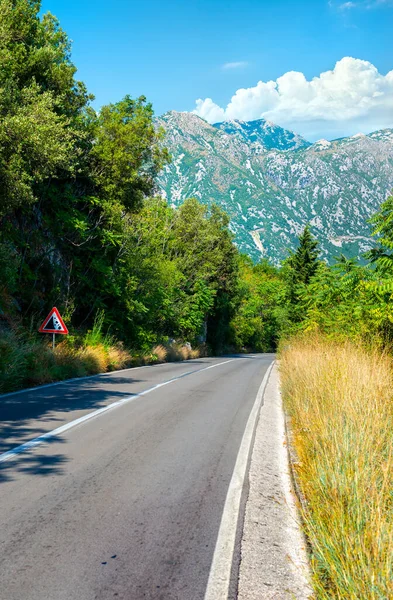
[213,117,311,151]
[156,111,393,263]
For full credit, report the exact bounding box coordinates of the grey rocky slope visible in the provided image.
[156,110,393,263]
[214,118,310,151]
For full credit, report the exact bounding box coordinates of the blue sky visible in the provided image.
[41,0,393,139]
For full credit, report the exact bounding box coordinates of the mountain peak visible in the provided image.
[312,139,331,149]
[160,110,211,127]
[368,129,393,142]
[212,118,310,151]
[156,110,217,139]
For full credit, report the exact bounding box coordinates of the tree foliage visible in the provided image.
[2,2,393,363]
[287,224,320,286]
[279,197,393,347]
[0,0,242,353]
[0,0,90,215]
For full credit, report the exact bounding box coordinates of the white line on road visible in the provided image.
[0,359,237,464]
[0,358,209,399]
[203,360,275,600]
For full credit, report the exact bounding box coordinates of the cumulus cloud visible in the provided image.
[222,61,249,70]
[193,57,393,140]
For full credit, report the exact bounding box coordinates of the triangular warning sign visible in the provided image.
[39,307,69,334]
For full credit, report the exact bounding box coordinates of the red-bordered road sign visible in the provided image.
[38,307,69,335]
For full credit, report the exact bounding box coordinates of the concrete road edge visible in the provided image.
[237,362,313,599]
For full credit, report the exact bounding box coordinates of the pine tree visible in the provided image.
[289,224,320,285]
[283,224,320,325]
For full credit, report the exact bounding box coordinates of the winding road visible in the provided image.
[0,354,274,600]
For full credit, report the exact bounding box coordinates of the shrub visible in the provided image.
[151,344,168,363]
[179,345,191,360]
[77,344,108,374]
[0,330,30,393]
[107,344,132,371]
[165,343,183,362]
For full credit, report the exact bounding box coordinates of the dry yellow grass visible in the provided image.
[77,344,109,374]
[151,344,168,363]
[0,328,199,393]
[147,343,200,364]
[280,333,393,599]
[55,341,131,377]
[107,344,132,370]
[179,345,191,360]
[165,343,185,361]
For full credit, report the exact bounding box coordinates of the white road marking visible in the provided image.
[203,360,275,600]
[0,359,200,399]
[0,359,237,464]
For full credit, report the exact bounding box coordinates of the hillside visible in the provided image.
[214,118,310,151]
[156,111,393,262]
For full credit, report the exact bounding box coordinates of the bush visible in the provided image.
[164,342,194,362]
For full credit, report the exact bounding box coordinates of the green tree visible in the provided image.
[281,224,321,327]
[0,0,90,215]
[169,198,239,351]
[288,224,320,285]
[229,256,286,352]
[0,1,170,330]
[90,96,169,212]
[367,191,393,275]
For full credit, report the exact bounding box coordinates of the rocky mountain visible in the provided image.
[213,118,310,151]
[156,111,393,263]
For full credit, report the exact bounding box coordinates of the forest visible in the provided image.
[1,0,393,394]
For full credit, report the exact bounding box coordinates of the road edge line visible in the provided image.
[0,359,206,399]
[0,359,237,464]
[203,359,275,600]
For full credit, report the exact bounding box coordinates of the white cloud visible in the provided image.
[339,1,357,9]
[222,61,249,70]
[194,98,225,123]
[193,57,393,140]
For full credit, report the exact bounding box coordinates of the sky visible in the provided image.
[41,0,393,140]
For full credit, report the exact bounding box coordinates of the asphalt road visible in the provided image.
[0,354,274,600]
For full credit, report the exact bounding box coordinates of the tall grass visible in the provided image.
[0,322,203,394]
[147,343,201,364]
[84,310,113,348]
[280,334,393,599]
[0,326,132,394]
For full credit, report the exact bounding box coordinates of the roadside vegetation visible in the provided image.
[280,335,393,599]
[0,310,206,393]
[276,195,393,596]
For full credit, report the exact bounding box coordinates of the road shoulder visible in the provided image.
[237,362,313,599]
